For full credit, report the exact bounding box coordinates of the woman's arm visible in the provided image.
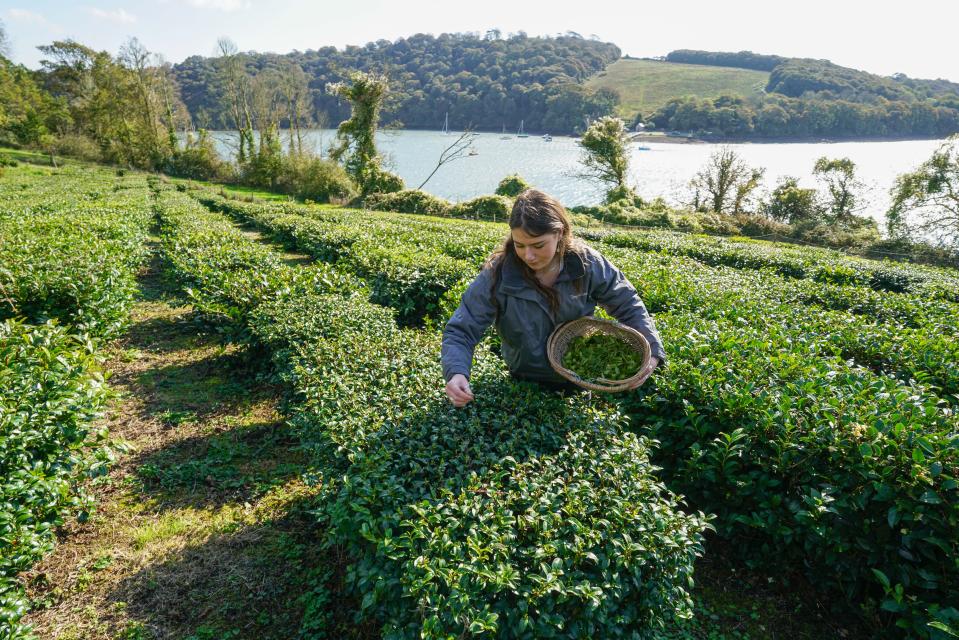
[586,248,667,364]
[441,268,497,387]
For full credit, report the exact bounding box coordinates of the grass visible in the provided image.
[586,58,770,120]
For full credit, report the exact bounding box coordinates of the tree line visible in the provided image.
[173,32,621,135]
[651,51,959,139]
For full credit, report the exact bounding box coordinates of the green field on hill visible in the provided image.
[587,58,770,120]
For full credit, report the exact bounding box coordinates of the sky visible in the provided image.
[2,0,957,82]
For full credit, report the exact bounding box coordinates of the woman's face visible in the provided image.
[511,227,560,272]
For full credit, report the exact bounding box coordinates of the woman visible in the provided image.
[442,189,666,407]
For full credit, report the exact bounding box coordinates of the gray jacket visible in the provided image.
[441,245,666,384]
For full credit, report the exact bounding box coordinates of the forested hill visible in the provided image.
[653,50,959,139]
[173,33,621,135]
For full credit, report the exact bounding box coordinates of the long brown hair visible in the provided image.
[486,189,585,316]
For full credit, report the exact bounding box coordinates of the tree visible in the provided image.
[118,37,176,166]
[37,38,180,169]
[887,136,959,248]
[328,70,404,196]
[813,156,863,224]
[765,177,821,224]
[578,115,636,203]
[416,129,477,190]
[214,37,254,163]
[689,147,764,214]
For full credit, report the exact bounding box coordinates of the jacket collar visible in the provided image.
[499,250,586,297]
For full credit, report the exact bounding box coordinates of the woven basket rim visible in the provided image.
[547,317,651,393]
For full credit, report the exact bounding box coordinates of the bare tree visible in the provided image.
[215,37,254,162]
[417,129,478,190]
[690,147,764,214]
[119,38,162,158]
[276,60,311,155]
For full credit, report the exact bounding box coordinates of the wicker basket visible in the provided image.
[547,317,651,392]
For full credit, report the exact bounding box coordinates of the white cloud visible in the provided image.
[87,7,138,23]
[7,8,47,24]
[186,0,250,10]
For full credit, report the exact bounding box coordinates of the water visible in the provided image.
[207,129,949,224]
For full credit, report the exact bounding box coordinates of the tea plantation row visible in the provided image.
[0,165,153,639]
[198,193,958,400]
[193,191,958,637]
[156,188,711,638]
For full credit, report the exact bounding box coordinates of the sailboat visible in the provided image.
[517,120,529,138]
[499,124,511,140]
[442,112,450,135]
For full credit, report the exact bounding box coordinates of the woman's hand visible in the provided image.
[627,357,660,390]
[445,374,475,407]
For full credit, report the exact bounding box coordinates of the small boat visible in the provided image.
[517,120,528,138]
[468,146,478,156]
[636,145,651,151]
[542,133,552,142]
[499,124,511,140]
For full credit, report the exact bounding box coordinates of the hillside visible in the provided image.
[173,32,621,135]
[642,50,959,139]
[585,58,769,121]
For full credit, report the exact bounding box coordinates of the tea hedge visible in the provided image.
[582,227,959,303]
[198,195,485,325]
[156,193,711,637]
[251,291,709,638]
[0,164,153,638]
[202,194,959,637]
[155,189,362,333]
[0,319,112,639]
[0,166,152,339]
[624,309,959,636]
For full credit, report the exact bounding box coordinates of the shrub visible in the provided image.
[165,130,229,182]
[734,213,792,238]
[277,153,358,204]
[494,173,530,197]
[604,184,644,207]
[449,194,512,221]
[365,189,451,216]
[365,164,405,195]
[49,133,103,163]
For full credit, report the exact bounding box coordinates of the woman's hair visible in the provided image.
[486,189,585,315]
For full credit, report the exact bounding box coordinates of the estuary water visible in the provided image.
[208,129,948,224]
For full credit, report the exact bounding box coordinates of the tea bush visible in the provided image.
[156,196,710,637]
[251,291,710,638]
[0,166,152,338]
[0,319,112,639]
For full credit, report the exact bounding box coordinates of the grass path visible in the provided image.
[18,238,349,640]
